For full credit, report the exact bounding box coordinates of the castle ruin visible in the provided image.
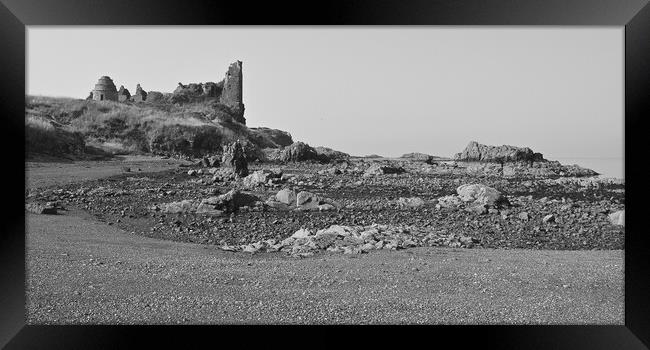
[219,61,244,118]
[87,60,246,123]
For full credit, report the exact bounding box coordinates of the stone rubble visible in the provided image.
[221,224,478,257]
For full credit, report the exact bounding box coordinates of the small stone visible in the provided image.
[542,214,555,223]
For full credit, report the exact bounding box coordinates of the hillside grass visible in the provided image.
[25,96,290,159]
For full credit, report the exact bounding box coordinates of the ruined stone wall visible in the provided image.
[219,61,245,123]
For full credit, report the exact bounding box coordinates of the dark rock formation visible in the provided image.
[454,141,545,163]
[221,140,249,177]
[249,127,294,148]
[315,146,350,162]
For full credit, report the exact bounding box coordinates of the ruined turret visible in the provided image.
[92,76,118,101]
[219,61,245,124]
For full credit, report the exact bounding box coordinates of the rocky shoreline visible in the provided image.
[26,148,625,257]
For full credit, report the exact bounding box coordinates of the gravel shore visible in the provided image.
[26,209,623,324]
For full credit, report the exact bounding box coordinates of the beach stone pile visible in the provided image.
[150,189,261,215]
[222,224,478,257]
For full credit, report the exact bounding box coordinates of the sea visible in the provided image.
[552,157,624,179]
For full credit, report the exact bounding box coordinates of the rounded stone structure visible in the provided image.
[92,76,118,101]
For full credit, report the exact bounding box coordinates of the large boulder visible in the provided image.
[454,141,545,163]
[221,140,249,177]
[456,184,510,208]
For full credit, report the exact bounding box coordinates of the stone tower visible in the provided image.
[92,76,118,101]
[220,61,245,124]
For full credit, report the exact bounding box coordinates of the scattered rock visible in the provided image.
[608,210,624,226]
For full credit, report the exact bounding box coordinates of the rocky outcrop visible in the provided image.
[248,127,294,148]
[265,142,324,163]
[465,160,598,178]
[314,147,350,162]
[454,141,545,163]
[221,140,249,177]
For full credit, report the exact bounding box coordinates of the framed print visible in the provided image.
[1,0,649,348]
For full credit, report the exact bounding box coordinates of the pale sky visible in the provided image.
[27,27,623,160]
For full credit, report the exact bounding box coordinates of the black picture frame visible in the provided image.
[2,0,649,348]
